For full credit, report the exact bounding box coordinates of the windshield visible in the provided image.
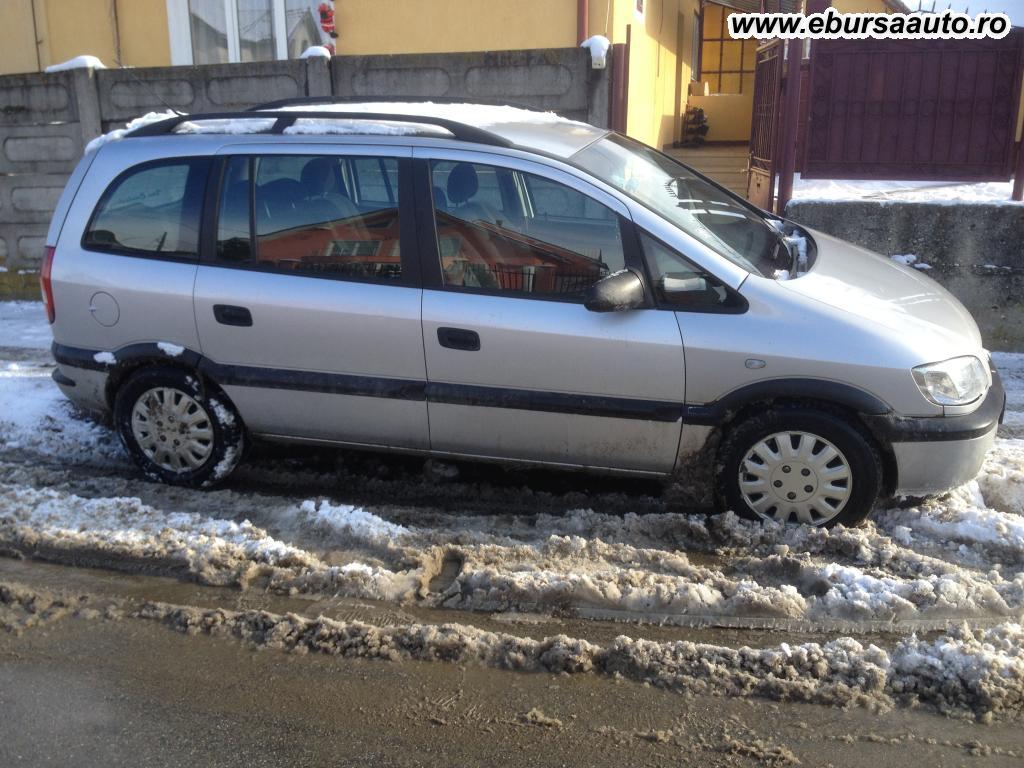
[572,133,784,277]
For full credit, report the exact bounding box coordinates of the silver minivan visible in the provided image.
[43,101,1005,527]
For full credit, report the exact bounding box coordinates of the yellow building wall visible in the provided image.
[117,0,172,68]
[589,0,701,149]
[0,0,172,73]
[335,0,578,55]
[831,0,894,12]
[38,0,119,68]
[0,1,41,75]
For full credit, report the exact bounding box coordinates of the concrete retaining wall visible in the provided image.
[787,200,1024,351]
[0,49,607,272]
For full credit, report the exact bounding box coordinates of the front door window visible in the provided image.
[429,160,626,299]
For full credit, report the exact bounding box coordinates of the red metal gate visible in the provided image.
[802,32,1024,181]
[747,40,785,208]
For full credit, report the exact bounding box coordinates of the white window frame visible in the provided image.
[167,0,290,65]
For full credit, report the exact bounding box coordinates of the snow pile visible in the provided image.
[580,35,611,68]
[283,118,449,137]
[0,483,418,599]
[299,45,332,59]
[156,342,185,357]
[976,440,1024,516]
[44,55,106,73]
[791,175,1020,206]
[0,582,83,634]
[277,101,586,129]
[85,110,179,154]
[0,367,120,464]
[786,233,808,270]
[297,499,409,547]
[124,592,1024,718]
[890,253,933,271]
[175,117,276,135]
[889,623,1024,718]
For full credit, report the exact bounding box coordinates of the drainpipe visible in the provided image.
[577,0,589,44]
[1014,141,1023,202]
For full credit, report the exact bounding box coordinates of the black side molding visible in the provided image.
[426,382,684,422]
[198,360,426,401]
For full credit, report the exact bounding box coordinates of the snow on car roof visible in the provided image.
[292,101,608,157]
[89,102,609,159]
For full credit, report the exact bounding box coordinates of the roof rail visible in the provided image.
[124,109,514,148]
[248,95,545,113]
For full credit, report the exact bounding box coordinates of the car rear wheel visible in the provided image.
[718,407,882,528]
[114,367,244,488]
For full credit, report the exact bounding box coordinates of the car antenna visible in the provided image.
[113,56,186,117]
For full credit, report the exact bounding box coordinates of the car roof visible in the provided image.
[111,101,610,161]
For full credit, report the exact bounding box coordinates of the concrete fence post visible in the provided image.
[305,57,332,99]
[71,67,102,147]
[586,57,610,129]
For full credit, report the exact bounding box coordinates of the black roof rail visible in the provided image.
[124,109,514,148]
[248,95,546,113]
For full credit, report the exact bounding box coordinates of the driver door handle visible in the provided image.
[437,327,480,351]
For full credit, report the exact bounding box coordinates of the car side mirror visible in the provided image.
[584,269,646,312]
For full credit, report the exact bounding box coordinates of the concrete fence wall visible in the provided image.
[0,48,607,274]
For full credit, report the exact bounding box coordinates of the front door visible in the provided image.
[194,146,429,449]
[415,150,686,473]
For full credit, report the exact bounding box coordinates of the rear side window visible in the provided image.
[214,154,404,283]
[84,158,210,258]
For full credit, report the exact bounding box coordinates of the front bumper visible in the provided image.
[865,370,1005,497]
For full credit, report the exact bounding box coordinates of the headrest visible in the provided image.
[446,163,479,205]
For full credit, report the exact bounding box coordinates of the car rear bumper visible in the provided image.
[51,362,110,414]
[866,371,1005,497]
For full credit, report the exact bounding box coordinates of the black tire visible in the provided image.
[113,366,245,488]
[717,407,882,528]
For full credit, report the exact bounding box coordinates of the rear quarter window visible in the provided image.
[83,158,210,259]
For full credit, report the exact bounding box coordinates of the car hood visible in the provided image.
[777,229,982,354]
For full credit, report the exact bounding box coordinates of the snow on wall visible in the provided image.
[44,55,106,73]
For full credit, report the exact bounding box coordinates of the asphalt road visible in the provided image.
[2,558,1023,768]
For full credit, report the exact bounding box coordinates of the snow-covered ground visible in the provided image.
[792,175,1021,205]
[3,301,1024,717]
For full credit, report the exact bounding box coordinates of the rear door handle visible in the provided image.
[437,327,480,351]
[213,304,253,327]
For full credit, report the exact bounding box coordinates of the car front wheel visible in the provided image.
[718,407,882,527]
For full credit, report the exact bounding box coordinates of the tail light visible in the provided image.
[40,245,56,324]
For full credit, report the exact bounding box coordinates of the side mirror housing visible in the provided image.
[584,269,646,312]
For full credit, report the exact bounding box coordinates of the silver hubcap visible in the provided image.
[131,387,214,473]
[738,431,852,525]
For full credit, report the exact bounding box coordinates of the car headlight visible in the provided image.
[912,356,988,406]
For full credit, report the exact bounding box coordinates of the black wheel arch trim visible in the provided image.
[53,341,203,372]
[681,378,893,425]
